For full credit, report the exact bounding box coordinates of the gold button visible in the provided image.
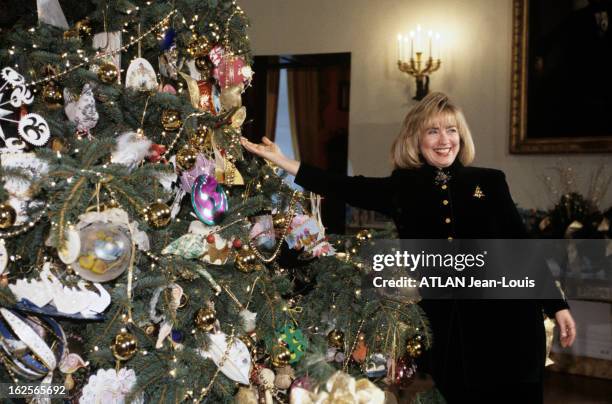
[445,218,451,224]
[441,184,447,190]
[442,200,449,205]
[448,236,453,241]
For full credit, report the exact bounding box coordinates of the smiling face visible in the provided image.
[419,113,461,168]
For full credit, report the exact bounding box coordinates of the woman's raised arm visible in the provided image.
[241,137,300,175]
[240,136,396,215]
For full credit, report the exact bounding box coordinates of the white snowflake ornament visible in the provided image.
[0,67,50,153]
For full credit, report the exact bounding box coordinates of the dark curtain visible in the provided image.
[287,68,322,166]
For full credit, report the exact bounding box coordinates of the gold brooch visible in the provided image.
[473,185,484,199]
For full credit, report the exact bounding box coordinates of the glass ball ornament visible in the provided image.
[111,330,138,361]
[194,307,216,332]
[142,202,172,228]
[0,203,16,229]
[327,329,345,349]
[191,174,228,225]
[42,82,63,107]
[97,62,119,84]
[175,145,198,171]
[270,344,291,368]
[161,109,182,131]
[73,222,131,282]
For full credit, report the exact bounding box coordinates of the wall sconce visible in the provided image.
[397,26,441,100]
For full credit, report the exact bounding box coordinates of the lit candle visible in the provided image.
[435,32,441,60]
[416,25,422,54]
[397,34,402,61]
[428,30,433,59]
[409,31,415,59]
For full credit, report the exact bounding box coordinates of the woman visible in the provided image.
[241,92,576,403]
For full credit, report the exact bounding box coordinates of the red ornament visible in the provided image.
[232,238,242,249]
[393,355,417,388]
[206,234,216,244]
[213,55,250,88]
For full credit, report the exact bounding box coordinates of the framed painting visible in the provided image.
[510,0,612,153]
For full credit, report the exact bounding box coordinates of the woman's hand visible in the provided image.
[555,309,576,348]
[240,136,300,176]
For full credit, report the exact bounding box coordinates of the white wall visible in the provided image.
[241,0,612,209]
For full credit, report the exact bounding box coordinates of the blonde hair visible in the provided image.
[390,92,475,169]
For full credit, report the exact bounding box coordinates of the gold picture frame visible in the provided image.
[510,0,612,153]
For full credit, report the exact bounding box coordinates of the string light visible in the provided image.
[23,9,177,88]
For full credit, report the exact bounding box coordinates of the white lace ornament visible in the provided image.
[80,368,143,404]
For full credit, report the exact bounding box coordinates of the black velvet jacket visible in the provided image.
[295,160,569,390]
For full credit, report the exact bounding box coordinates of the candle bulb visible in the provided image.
[397,34,402,62]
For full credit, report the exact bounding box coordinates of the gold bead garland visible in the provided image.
[247,191,298,264]
[195,327,236,403]
[343,319,365,372]
[0,203,49,239]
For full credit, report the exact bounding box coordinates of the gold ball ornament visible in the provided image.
[355,229,372,242]
[239,334,256,355]
[97,62,119,84]
[111,331,138,361]
[327,329,345,349]
[189,126,214,153]
[234,247,263,273]
[194,307,216,332]
[0,203,16,229]
[175,145,198,171]
[406,335,423,358]
[187,36,211,58]
[75,18,92,37]
[270,344,291,368]
[272,213,287,228]
[161,109,182,131]
[64,18,92,40]
[42,82,63,107]
[142,202,172,228]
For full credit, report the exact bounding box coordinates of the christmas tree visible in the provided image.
[0,1,433,402]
